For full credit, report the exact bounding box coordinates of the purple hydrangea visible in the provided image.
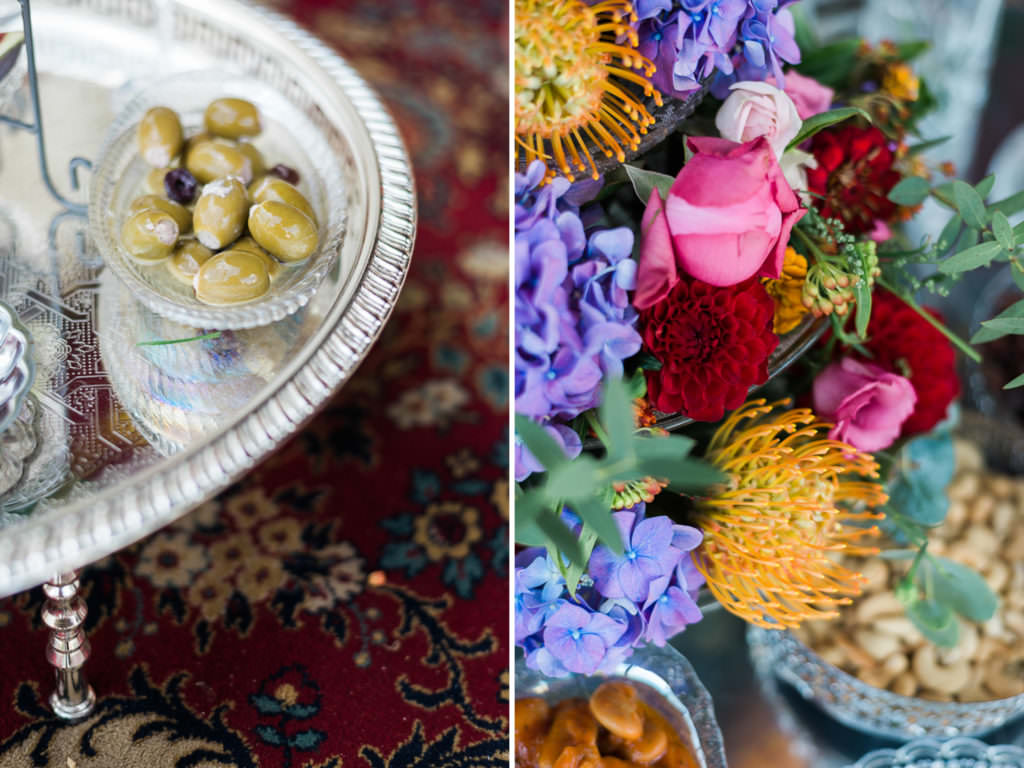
[515,504,706,677]
[514,161,642,481]
[635,0,800,100]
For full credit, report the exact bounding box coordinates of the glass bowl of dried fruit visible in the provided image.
[515,644,727,768]
[88,71,348,329]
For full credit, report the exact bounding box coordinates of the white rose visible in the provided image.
[780,148,817,199]
[715,81,802,160]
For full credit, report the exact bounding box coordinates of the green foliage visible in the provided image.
[887,176,930,206]
[624,164,674,205]
[796,38,862,88]
[786,106,872,151]
[514,378,726,593]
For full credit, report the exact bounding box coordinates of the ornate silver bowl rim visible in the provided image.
[847,737,1024,767]
[748,625,1024,739]
[0,300,34,436]
[0,0,416,597]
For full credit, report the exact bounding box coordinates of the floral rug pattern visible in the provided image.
[0,0,508,765]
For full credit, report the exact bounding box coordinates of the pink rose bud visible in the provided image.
[768,71,835,120]
[813,357,917,452]
[633,136,805,307]
[715,81,802,159]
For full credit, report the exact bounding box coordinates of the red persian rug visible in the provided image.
[0,0,509,766]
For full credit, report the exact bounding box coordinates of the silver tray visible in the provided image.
[0,0,415,597]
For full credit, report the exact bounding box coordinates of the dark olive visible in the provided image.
[164,168,199,204]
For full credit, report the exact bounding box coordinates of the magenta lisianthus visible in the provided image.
[767,71,834,120]
[633,136,805,309]
[813,357,917,452]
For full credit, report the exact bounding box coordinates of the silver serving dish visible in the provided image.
[847,737,1024,768]
[0,0,414,597]
[0,299,33,434]
[748,626,1024,739]
[516,644,728,768]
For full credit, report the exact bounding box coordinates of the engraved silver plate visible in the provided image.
[0,0,415,597]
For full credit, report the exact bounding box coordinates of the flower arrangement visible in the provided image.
[515,0,1024,681]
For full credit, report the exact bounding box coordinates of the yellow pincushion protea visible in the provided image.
[762,247,809,334]
[882,62,920,102]
[515,0,662,181]
[692,400,887,629]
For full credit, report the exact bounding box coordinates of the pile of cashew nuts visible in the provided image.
[793,438,1024,702]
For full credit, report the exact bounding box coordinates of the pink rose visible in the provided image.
[813,357,917,452]
[634,136,805,308]
[715,81,802,159]
[768,71,834,120]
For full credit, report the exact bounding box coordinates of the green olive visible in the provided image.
[248,176,316,225]
[143,167,170,195]
[236,141,266,179]
[185,139,253,184]
[194,249,271,305]
[204,97,261,139]
[128,195,192,234]
[137,106,183,168]
[232,236,283,280]
[193,177,248,249]
[167,240,214,285]
[183,131,212,157]
[248,200,319,263]
[121,208,179,261]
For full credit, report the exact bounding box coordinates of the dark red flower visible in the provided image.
[639,277,778,422]
[853,289,959,437]
[806,124,901,234]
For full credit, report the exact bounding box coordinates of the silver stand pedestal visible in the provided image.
[41,571,96,719]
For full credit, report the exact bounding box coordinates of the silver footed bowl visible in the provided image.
[748,626,1024,739]
[516,644,727,768]
[0,301,33,436]
[847,737,1024,768]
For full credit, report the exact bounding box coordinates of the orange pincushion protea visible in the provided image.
[515,0,662,181]
[692,400,887,629]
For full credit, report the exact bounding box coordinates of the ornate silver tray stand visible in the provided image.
[0,0,415,719]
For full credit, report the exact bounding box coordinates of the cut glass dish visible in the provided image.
[847,737,1024,767]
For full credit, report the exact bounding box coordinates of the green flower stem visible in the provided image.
[877,277,981,363]
[792,225,833,264]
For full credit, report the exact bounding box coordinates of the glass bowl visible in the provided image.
[88,71,348,329]
[0,301,34,436]
[515,644,728,768]
[847,737,1024,767]
[748,626,1024,739]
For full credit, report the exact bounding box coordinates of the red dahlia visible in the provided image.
[854,289,959,436]
[807,123,901,234]
[639,278,778,422]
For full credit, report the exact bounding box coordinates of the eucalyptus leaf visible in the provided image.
[786,106,871,151]
[1013,263,1024,293]
[535,512,584,569]
[992,211,1015,251]
[887,176,930,206]
[897,40,929,60]
[516,415,573,471]
[600,376,636,463]
[972,298,1024,344]
[928,555,998,623]
[572,495,623,555]
[514,493,549,547]
[906,598,960,647]
[906,136,951,156]
[544,455,601,500]
[624,164,674,205]
[951,179,988,229]
[1004,372,1024,389]
[937,241,1002,274]
[981,316,1024,335]
[974,174,996,201]
[564,525,599,596]
[934,214,962,255]
[991,189,1024,218]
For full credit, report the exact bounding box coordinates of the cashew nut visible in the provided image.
[860,558,889,594]
[953,439,983,472]
[818,644,847,668]
[968,494,995,525]
[912,645,970,694]
[854,592,904,624]
[984,653,1024,698]
[964,526,999,556]
[985,560,1010,594]
[1002,610,1024,640]
[948,471,979,502]
[873,617,924,647]
[854,629,901,662]
[991,501,1015,538]
[988,474,1014,499]
[890,672,917,697]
